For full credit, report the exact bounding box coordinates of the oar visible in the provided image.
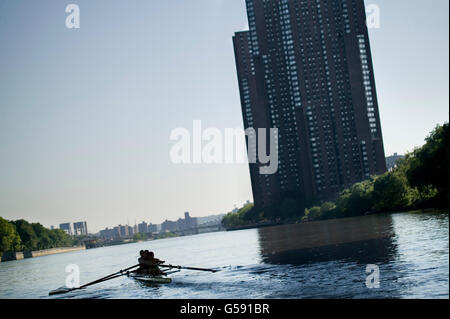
[49,264,140,296]
[161,264,218,273]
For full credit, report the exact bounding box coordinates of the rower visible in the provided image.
[137,250,165,275]
[136,250,149,274]
[144,251,165,276]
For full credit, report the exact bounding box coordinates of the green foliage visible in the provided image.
[222,195,310,228]
[302,203,338,222]
[13,220,39,251]
[239,203,257,221]
[32,223,53,250]
[406,123,449,207]
[0,218,74,253]
[69,234,88,247]
[335,180,374,217]
[222,204,254,228]
[303,206,322,221]
[320,202,337,219]
[153,232,178,239]
[372,171,410,211]
[0,217,22,256]
[324,123,448,218]
[133,232,147,241]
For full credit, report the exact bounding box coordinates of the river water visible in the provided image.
[0,211,448,299]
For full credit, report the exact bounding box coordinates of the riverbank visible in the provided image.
[225,220,282,231]
[0,246,85,262]
[224,208,448,231]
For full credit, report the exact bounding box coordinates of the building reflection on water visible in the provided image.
[257,214,397,265]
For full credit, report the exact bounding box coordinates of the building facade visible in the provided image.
[59,223,72,235]
[161,212,198,233]
[233,0,386,208]
[161,220,178,233]
[385,153,404,171]
[177,212,198,231]
[73,221,88,236]
[138,221,148,234]
[148,223,158,234]
[99,227,117,240]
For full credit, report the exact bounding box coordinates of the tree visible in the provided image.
[303,206,322,221]
[0,217,22,255]
[372,171,410,211]
[320,202,337,219]
[239,203,256,221]
[336,180,374,217]
[222,211,246,228]
[133,232,147,241]
[48,229,72,247]
[31,223,52,250]
[406,123,449,206]
[13,219,38,251]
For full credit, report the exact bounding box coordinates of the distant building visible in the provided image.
[138,221,148,234]
[197,214,226,226]
[177,212,198,231]
[73,221,88,236]
[59,223,72,235]
[161,220,178,233]
[148,223,157,234]
[162,212,198,233]
[119,225,128,237]
[385,153,405,171]
[100,227,116,240]
[127,225,134,237]
[113,226,120,238]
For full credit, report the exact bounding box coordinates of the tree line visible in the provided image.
[223,123,449,228]
[0,218,74,257]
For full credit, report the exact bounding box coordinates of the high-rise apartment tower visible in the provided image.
[233,0,386,208]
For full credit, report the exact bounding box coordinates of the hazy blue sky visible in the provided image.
[0,0,448,232]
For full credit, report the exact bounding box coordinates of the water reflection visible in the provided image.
[257,214,397,265]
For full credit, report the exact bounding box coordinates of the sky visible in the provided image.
[0,0,448,232]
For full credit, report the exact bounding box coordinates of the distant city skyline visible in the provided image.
[0,1,448,232]
[55,205,239,234]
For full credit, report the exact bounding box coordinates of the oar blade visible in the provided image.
[161,264,219,273]
[49,286,75,296]
[48,264,139,296]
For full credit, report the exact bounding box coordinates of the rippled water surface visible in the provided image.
[0,211,448,299]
